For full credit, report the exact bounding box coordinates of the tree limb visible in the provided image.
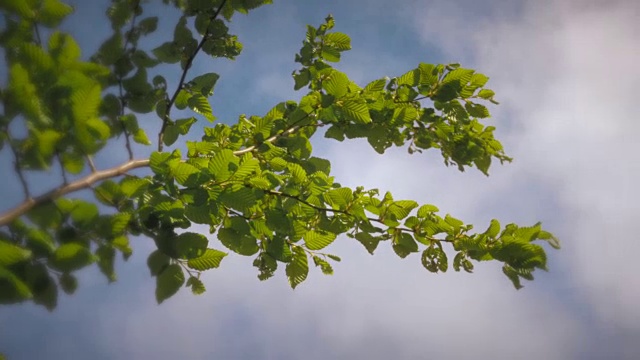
[0,159,150,227]
[158,0,228,151]
[0,118,310,227]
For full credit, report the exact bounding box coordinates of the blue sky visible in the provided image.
[1,0,639,359]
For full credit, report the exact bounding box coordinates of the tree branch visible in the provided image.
[0,159,149,227]
[234,125,302,156]
[117,3,141,160]
[0,118,308,228]
[5,129,30,199]
[158,0,228,151]
[264,189,454,243]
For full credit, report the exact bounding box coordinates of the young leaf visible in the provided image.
[155,264,185,304]
[51,243,95,272]
[0,241,32,266]
[186,276,206,295]
[147,250,171,276]
[286,247,308,289]
[187,249,228,271]
[190,73,219,96]
[341,99,371,124]
[188,94,215,122]
[324,32,351,50]
[175,232,208,259]
[304,230,337,250]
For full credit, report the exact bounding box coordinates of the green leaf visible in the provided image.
[312,256,334,275]
[266,237,292,262]
[363,78,386,93]
[149,151,172,175]
[324,187,353,209]
[190,72,219,96]
[293,69,310,90]
[175,232,208,259]
[171,162,200,186]
[444,214,464,231]
[537,230,561,250]
[486,219,500,238]
[387,200,418,220]
[0,241,32,266]
[69,200,99,228]
[186,276,206,295]
[0,267,33,304]
[392,232,418,258]
[287,163,307,183]
[470,73,489,87]
[417,204,439,217]
[355,232,381,255]
[187,249,227,271]
[418,63,439,87]
[231,155,260,180]
[324,70,349,98]
[147,250,171,276]
[465,102,490,118]
[59,273,78,295]
[397,68,420,86]
[218,227,259,256]
[304,230,337,250]
[421,245,448,273]
[286,247,308,289]
[341,99,371,123]
[324,125,345,141]
[188,94,215,122]
[156,264,185,304]
[120,177,151,197]
[133,128,152,145]
[131,49,160,67]
[51,243,94,272]
[208,149,239,181]
[477,89,495,100]
[324,32,351,50]
[96,245,116,282]
[153,42,181,63]
[502,265,523,290]
[138,16,159,35]
[111,236,133,258]
[321,47,340,62]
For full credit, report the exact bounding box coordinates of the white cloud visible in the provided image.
[5,1,638,359]
[413,0,640,331]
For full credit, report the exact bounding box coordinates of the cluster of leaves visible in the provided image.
[0,0,559,309]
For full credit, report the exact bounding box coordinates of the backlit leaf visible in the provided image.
[156,264,185,304]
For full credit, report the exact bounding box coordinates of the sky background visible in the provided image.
[1,0,639,359]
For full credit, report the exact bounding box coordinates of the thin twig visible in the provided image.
[116,2,141,160]
[234,125,301,156]
[264,189,453,243]
[56,152,68,184]
[117,84,134,160]
[33,23,42,45]
[5,129,30,199]
[86,154,97,173]
[158,0,228,151]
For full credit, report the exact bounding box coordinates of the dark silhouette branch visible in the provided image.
[158,0,228,151]
[5,129,30,199]
[117,2,141,160]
